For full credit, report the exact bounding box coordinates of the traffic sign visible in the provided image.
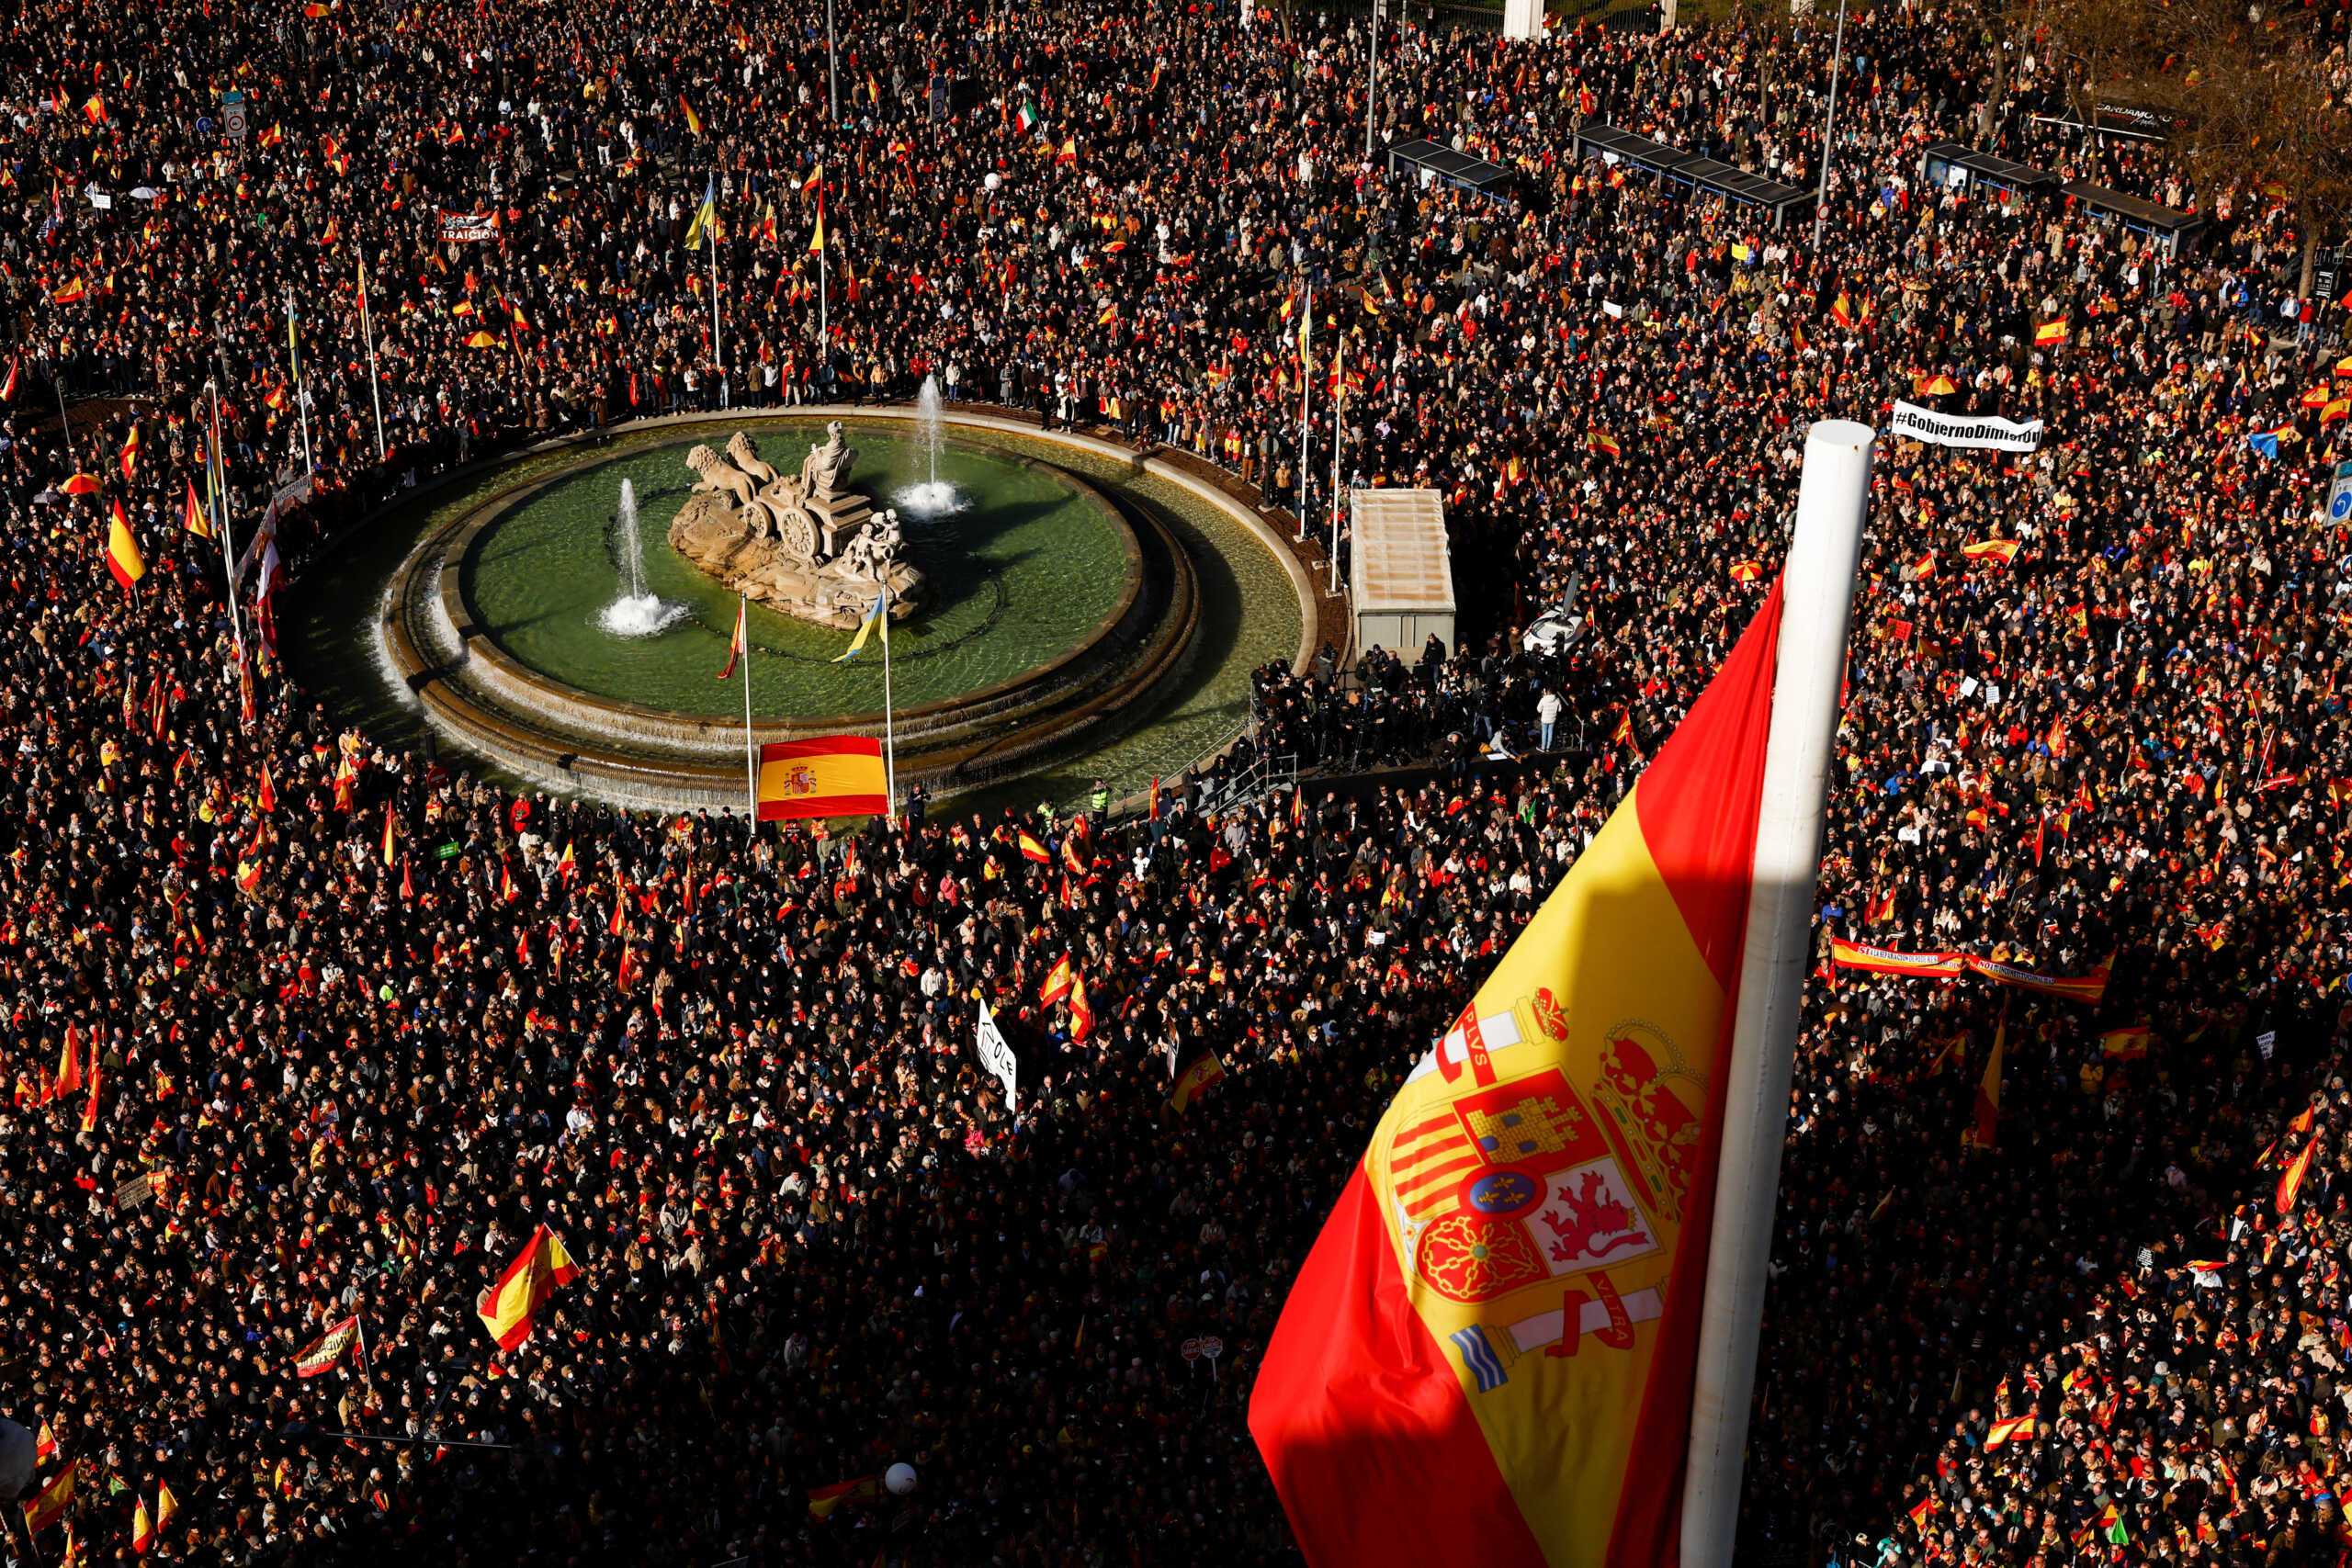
[222,89,247,143]
[1180,1337,1201,1363]
[2330,459,2352,525]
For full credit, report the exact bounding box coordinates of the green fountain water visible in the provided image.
[462,432,1130,719]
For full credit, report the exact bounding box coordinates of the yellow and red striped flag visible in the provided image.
[23,1466,73,1532]
[1968,1021,2004,1147]
[755,737,887,821]
[1250,581,1790,1567]
[806,1475,878,1518]
[106,502,146,591]
[130,1497,153,1555]
[154,1485,177,1533]
[1169,1050,1225,1112]
[294,1314,362,1377]
[718,596,747,681]
[475,1225,581,1348]
[119,423,139,482]
[2278,1134,2320,1214]
[1039,953,1074,1005]
[182,479,212,539]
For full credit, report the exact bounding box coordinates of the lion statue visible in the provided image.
[725,432,778,487]
[686,445,761,511]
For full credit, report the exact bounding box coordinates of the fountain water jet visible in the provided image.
[598,478,685,637]
[896,376,961,517]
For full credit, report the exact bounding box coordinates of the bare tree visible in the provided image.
[2135,1,2352,295]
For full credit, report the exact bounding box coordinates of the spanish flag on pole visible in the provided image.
[182,478,213,539]
[107,501,146,591]
[475,1224,581,1349]
[1252,587,1785,1566]
[1251,423,1871,1568]
[718,594,747,680]
[131,1496,153,1554]
[808,192,827,254]
[23,1465,73,1532]
[755,736,887,821]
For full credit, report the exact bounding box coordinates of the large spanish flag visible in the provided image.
[475,1224,580,1349]
[757,736,888,821]
[1251,582,1786,1568]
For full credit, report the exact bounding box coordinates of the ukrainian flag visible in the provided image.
[683,176,718,250]
[831,589,888,662]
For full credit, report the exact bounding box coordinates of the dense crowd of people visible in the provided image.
[4,0,2352,1563]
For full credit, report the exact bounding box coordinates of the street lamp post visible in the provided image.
[1810,0,1850,254]
[827,0,839,123]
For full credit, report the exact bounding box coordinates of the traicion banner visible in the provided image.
[1890,400,2045,452]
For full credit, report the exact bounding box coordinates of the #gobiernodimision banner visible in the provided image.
[1889,400,2044,452]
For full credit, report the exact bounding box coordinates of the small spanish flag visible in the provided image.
[1017,830,1051,863]
[36,1421,55,1460]
[2099,1024,2153,1061]
[806,1475,879,1519]
[678,95,703,136]
[808,193,827,254]
[1039,953,1074,1005]
[23,1465,74,1532]
[83,96,107,125]
[718,594,747,681]
[154,1485,177,1532]
[1057,136,1078,165]
[2278,1134,2320,1214]
[130,1498,153,1554]
[1586,429,1620,458]
[106,502,146,591]
[2034,318,2069,345]
[1982,1414,2035,1450]
[474,1225,581,1349]
[1967,1021,2004,1147]
[1610,709,1634,746]
[1170,1050,1226,1112]
[1830,291,1854,328]
[800,163,823,194]
[295,1315,362,1378]
[1961,537,2019,565]
[182,478,213,539]
[381,802,397,865]
[119,423,139,482]
[52,276,87,304]
[1069,973,1094,1042]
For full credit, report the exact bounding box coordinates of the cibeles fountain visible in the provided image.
[375,411,1222,812]
[669,423,924,628]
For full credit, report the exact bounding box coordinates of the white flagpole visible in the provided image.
[1679,419,1872,1568]
[741,593,757,821]
[1295,278,1313,542]
[357,247,386,463]
[880,581,897,821]
[208,380,244,656]
[1326,332,1345,593]
[285,285,314,478]
[707,175,726,410]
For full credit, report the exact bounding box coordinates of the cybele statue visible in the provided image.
[667,423,923,628]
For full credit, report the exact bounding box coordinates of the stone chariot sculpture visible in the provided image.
[668,423,923,629]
